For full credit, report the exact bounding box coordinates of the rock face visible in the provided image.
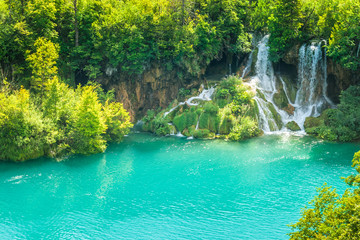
[278,43,360,104]
[327,59,360,103]
[282,44,301,66]
[100,64,202,120]
[101,43,359,121]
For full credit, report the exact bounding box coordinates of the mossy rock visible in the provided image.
[304,117,322,130]
[173,114,186,132]
[267,102,283,129]
[286,121,301,131]
[193,129,211,139]
[182,125,196,137]
[198,112,218,132]
[256,89,266,101]
[280,75,297,104]
[215,98,228,108]
[273,88,289,109]
[218,115,233,135]
[185,111,198,127]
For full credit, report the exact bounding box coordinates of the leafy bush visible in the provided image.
[289,151,360,239]
[173,114,187,133]
[178,88,191,98]
[304,86,360,141]
[228,117,260,141]
[204,102,219,114]
[0,80,132,161]
[193,129,211,139]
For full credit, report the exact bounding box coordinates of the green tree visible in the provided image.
[103,100,133,142]
[71,85,107,154]
[268,0,303,61]
[289,151,360,239]
[26,37,59,91]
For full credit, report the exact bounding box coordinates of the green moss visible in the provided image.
[193,129,211,139]
[273,88,289,109]
[173,114,186,132]
[280,75,297,104]
[304,117,323,130]
[267,102,283,129]
[185,111,198,127]
[215,98,229,108]
[286,121,301,131]
[199,113,209,129]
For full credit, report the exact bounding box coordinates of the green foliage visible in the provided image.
[268,0,303,62]
[286,121,301,131]
[228,116,260,141]
[327,1,360,70]
[251,0,360,70]
[173,113,187,133]
[304,86,360,141]
[103,100,132,142]
[0,0,252,84]
[289,151,360,239]
[0,80,132,161]
[143,76,260,141]
[26,37,59,91]
[193,129,211,139]
[178,88,190,98]
[0,87,53,161]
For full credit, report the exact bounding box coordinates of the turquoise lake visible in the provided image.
[0,133,359,239]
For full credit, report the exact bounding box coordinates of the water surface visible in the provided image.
[0,134,359,239]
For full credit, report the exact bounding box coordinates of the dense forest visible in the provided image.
[0,0,359,153]
[0,0,359,85]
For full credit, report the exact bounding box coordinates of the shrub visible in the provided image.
[0,80,133,161]
[173,114,187,132]
[193,129,211,139]
[228,117,260,141]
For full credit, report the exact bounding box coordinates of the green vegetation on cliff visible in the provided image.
[0,0,252,84]
[142,76,260,140]
[289,150,360,239]
[253,0,360,70]
[0,80,132,161]
[304,86,360,142]
[2,0,358,87]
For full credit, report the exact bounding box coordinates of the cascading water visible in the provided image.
[241,51,253,78]
[249,36,333,132]
[248,35,280,132]
[164,85,216,118]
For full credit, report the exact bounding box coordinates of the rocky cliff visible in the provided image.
[283,44,360,104]
[101,44,359,122]
[100,64,203,121]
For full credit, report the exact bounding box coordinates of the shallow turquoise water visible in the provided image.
[0,133,359,239]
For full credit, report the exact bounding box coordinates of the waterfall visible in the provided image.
[241,51,253,78]
[249,35,280,132]
[164,85,216,118]
[195,117,200,130]
[291,42,333,129]
[250,36,333,133]
[168,123,175,135]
